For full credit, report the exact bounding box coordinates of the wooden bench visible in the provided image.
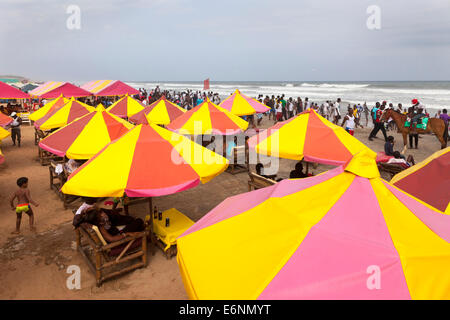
[39,146,63,165]
[34,128,49,146]
[75,218,148,287]
[377,162,407,180]
[226,145,249,175]
[248,171,277,191]
[49,161,80,208]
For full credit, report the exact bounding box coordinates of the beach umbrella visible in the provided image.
[129,96,186,126]
[0,126,11,140]
[247,108,375,165]
[167,98,249,135]
[61,124,228,198]
[219,89,269,116]
[177,151,450,300]
[39,105,134,159]
[29,95,69,121]
[0,81,30,99]
[34,97,95,131]
[0,148,4,164]
[81,80,140,96]
[391,147,449,212]
[29,81,92,99]
[106,94,145,119]
[0,112,13,127]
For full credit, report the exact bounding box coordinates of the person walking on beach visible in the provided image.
[363,102,369,127]
[369,104,388,141]
[9,112,22,147]
[296,97,303,115]
[341,108,356,136]
[10,177,39,234]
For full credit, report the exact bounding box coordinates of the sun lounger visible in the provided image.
[73,210,148,287]
[248,171,277,191]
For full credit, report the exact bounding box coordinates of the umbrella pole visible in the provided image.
[147,197,156,256]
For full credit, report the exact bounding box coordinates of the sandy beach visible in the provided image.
[0,116,444,300]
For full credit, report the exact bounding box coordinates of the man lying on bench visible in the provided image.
[73,207,145,242]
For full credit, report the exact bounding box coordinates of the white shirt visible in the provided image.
[76,202,94,215]
[345,115,355,130]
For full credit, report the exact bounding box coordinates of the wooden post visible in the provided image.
[148,198,156,256]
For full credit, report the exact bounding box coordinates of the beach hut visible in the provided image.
[81,80,139,97]
[391,147,449,212]
[29,81,92,99]
[29,95,69,121]
[61,123,228,197]
[0,81,30,99]
[39,105,133,159]
[167,98,248,135]
[219,89,269,116]
[0,112,13,127]
[247,108,375,165]
[34,97,95,131]
[129,96,186,126]
[106,94,145,119]
[177,151,450,300]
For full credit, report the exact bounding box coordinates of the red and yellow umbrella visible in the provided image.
[106,94,145,119]
[29,95,69,121]
[167,98,248,135]
[391,147,449,212]
[247,109,375,165]
[0,126,11,140]
[0,112,13,127]
[219,89,269,116]
[177,151,450,300]
[129,96,186,126]
[39,105,133,159]
[34,97,95,131]
[61,124,228,198]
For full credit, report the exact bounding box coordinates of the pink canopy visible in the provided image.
[81,80,139,97]
[39,83,92,99]
[0,81,30,99]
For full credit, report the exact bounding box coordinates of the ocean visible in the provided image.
[126,81,450,113]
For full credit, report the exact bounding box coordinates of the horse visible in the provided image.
[381,109,448,149]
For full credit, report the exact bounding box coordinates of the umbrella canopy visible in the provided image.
[167,98,249,135]
[129,96,186,126]
[391,147,449,212]
[34,97,95,131]
[219,89,269,116]
[106,94,145,119]
[29,95,70,121]
[81,80,139,96]
[61,124,229,198]
[0,81,30,99]
[0,112,13,127]
[0,148,4,165]
[29,81,92,98]
[177,151,450,300]
[247,109,375,165]
[39,105,134,159]
[0,126,11,140]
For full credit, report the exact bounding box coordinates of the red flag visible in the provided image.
[203,78,210,90]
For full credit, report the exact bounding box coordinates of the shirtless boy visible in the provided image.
[10,177,39,234]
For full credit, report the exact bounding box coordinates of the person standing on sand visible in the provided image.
[363,102,369,127]
[296,97,303,115]
[369,104,388,141]
[341,107,356,136]
[9,112,22,147]
[10,177,39,234]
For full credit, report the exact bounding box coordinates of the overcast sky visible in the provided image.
[1,0,449,82]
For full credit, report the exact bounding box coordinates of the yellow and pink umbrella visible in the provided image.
[39,105,133,159]
[0,126,11,140]
[129,96,186,126]
[106,94,145,119]
[29,95,69,121]
[219,89,269,116]
[61,124,228,198]
[247,109,375,165]
[177,151,450,299]
[167,98,248,135]
[34,97,95,131]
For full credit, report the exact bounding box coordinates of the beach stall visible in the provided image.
[0,80,30,99]
[167,98,249,173]
[106,94,145,119]
[29,81,92,99]
[219,89,269,116]
[391,147,449,212]
[129,96,186,126]
[81,80,139,97]
[177,151,450,300]
[39,105,133,159]
[29,95,69,122]
[61,123,228,284]
[247,108,375,165]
